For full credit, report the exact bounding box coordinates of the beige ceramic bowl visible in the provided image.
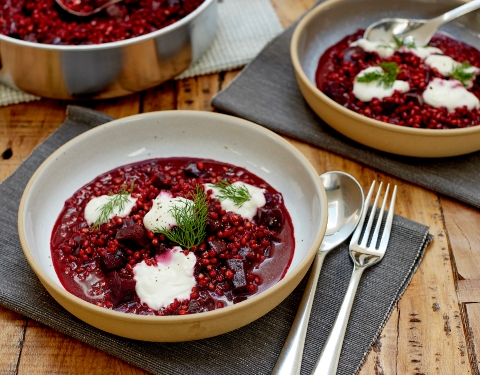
[18,111,328,342]
[291,0,480,158]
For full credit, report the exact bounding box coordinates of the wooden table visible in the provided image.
[1,1,479,374]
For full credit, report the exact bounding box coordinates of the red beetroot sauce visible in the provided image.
[316,29,480,129]
[0,0,204,45]
[50,157,295,316]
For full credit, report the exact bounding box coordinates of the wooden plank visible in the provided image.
[18,321,147,375]
[142,80,177,113]
[176,74,220,111]
[0,100,67,180]
[0,307,27,374]
[441,197,480,280]
[465,304,480,372]
[459,280,480,303]
[270,0,314,28]
[394,189,470,375]
[89,93,141,118]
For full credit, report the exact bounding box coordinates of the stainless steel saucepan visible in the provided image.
[0,0,217,100]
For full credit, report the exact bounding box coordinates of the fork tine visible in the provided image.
[369,183,390,249]
[359,181,383,247]
[350,180,376,245]
[379,185,397,251]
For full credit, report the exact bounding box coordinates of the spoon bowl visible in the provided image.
[364,0,480,45]
[320,172,365,251]
[272,171,364,374]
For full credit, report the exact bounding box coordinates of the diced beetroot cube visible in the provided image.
[203,295,216,311]
[263,192,282,207]
[188,299,202,313]
[233,296,248,304]
[116,219,147,247]
[208,239,227,254]
[184,162,202,178]
[99,249,126,271]
[256,207,283,229]
[206,218,222,234]
[263,192,274,207]
[238,247,256,262]
[153,244,169,257]
[151,172,172,189]
[109,271,136,307]
[226,259,248,294]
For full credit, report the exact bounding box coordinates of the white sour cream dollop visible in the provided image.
[398,45,443,59]
[133,246,196,310]
[425,55,479,87]
[205,181,266,221]
[350,38,396,59]
[350,38,443,60]
[353,66,410,102]
[84,194,137,225]
[143,191,190,231]
[423,78,480,113]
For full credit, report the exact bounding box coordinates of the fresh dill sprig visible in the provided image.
[155,185,208,250]
[393,36,416,48]
[451,61,476,87]
[356,62,400,89]
[92,180,135,229]
[213,180,251,208]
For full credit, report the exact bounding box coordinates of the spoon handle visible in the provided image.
[310,265,365,375]
[434,0,480,26]
[271,251,328,375]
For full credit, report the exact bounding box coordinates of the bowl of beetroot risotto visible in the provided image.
[18,110,328,342]
[0,0,217,99]
[291,0,480,157]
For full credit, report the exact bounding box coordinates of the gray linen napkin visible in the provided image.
[211,2,480,211]
[0,106,431,375]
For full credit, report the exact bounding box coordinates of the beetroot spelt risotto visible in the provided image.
[51,158,295,315]
[0,0,204,45]
[316,30,480,129]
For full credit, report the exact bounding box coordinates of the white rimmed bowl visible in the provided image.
[291,0,480,158]
[18,110,328,342]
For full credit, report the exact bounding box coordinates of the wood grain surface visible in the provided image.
[1,1,479,374]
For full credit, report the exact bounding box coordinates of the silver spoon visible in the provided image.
[56,0,122,17]
[271,171,364,375]
[364,0,480,46]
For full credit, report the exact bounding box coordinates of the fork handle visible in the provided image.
[310,265,365,375]
[271,251,328,375]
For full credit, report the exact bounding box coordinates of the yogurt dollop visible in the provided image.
[133,246,196,310]
[143,191,190,231]
[353,66,410,102]
[425,55,479,87]
[205,181,266,221]
[398,45,443,60]
[350,38,443,60]
[84,193,136,225]
[423,77,480,113]
[350,38,396,59]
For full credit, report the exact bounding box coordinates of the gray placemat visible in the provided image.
[211,1,480,211]
[0,106,431,375]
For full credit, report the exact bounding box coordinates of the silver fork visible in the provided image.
[310,181,397,375]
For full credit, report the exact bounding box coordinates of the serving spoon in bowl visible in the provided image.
[271,171,364,375]
[56,0,123,16]
[364,0,480,46]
